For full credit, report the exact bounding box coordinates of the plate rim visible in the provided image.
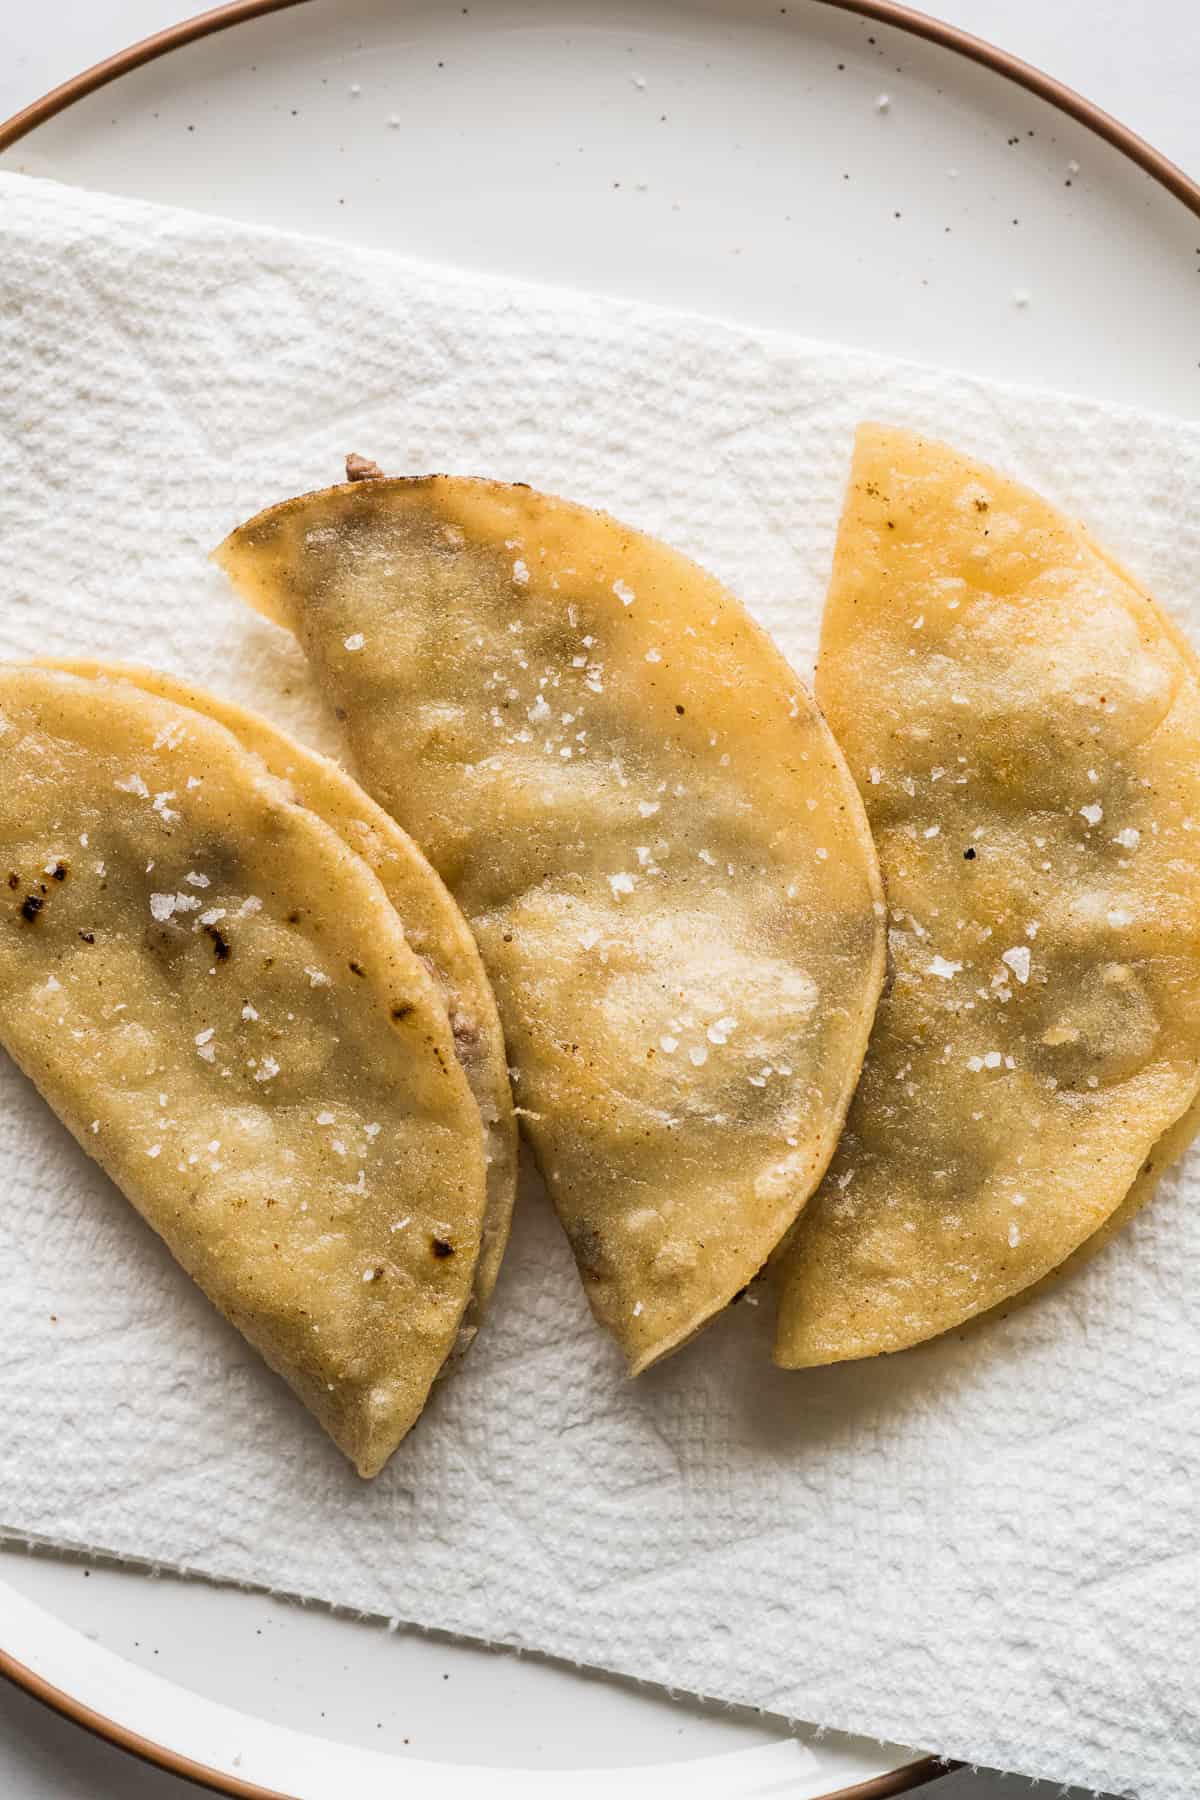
[0,0,1196,224]
[0,1643,950,1800]
[0,1646,296,1800]
[0,0,1193,1795]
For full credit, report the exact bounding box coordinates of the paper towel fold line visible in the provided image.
[0,169,1198,1800]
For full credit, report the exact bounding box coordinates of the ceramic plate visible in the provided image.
[1,3,1197,1795]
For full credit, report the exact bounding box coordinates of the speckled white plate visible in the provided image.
[1,2,1197,1796]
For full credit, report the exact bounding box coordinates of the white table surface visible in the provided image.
[0,3,1195,1796]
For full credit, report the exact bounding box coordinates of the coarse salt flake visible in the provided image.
[254,1057,280,1083]
[613,579,636,606]
[1079,803,1103,826]
[114,773,149,797]
[1001,946,1031,984]
[929,956,961,979]
[1114,827,1140,850]
[344,632,365,651]
[609,872,636,896]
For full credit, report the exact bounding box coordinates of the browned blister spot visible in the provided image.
[345,452,386,482]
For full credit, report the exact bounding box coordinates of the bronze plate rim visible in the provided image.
[0,0,1197,223]
[0,0,1192,1793]
[2,1636,951,1800]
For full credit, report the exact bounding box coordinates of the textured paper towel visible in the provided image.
[2,170,1199,1798]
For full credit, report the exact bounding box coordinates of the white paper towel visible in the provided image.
[1,169,1198,1799]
